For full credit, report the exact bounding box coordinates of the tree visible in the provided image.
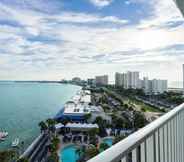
[133,111,148,129]
[0,150,17,162]
[99,143,109,151]
[85,147,99,160]
[39,121,48,133]
[46,118,57,137]
[84,113,92,122]
[94,116,103,125]
[113,135,126,144]
[46,119,56,128]
[47,152,59,162]
[88,128,99,137]
[50,136,60,153]
[124,104,129,109]
[47,136,60,162]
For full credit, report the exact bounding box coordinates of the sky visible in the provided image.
[0,0,184,85]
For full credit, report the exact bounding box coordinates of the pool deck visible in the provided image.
[59,135,115,150]
[58,135,89,150]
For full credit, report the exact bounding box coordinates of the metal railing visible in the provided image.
[87,103,184,162]
[174,0,184,16]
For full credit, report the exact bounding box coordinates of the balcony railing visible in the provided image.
[87,103,184,162]
[174,0,184,16]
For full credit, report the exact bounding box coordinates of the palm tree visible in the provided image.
[46,119,56,128]
[46,118,57,137]
[39,121,48,133]
[48,136,60,162]
[51,136,60,151]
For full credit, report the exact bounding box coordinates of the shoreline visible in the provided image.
[0,83,81,151]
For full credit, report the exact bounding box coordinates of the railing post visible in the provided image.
[164,124,167,162]
[158,129,161,162]
[179,112,182,162]
[155,130,159,162]
[153,134,156,162]
[166,123,170,162]
[175,116,177,162]
[132,146,141,162]
[144,141,147,162]
[176,114,178,162]
[182,110,184,162]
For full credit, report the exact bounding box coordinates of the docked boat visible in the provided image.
[0,131,8,141]
[12,138,19,147]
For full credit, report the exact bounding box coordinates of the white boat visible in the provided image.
[0,131,8,141]
[12,138,19,147]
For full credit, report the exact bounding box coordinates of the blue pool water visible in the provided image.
[60,145,79,162]
[103,138,113,147]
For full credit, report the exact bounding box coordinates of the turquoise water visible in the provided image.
[0,82,81,150]
[60,145,79,162]
[103,138,113,147]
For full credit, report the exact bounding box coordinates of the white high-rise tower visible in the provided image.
[183,64,184,93]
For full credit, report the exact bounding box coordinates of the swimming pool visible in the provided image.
[103,138,113,147]
[60,145,79,162]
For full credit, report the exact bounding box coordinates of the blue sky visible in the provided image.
[0,0,184,84]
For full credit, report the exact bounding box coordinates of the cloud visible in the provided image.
[89,0,113,8]
[45,12,129,25]
[0,0,183,82]
[137,0,184,29]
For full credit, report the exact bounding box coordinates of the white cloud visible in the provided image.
[137,0,184,29]
[89,0,113,8]
[0,0,183,82]
[48,12,128,24]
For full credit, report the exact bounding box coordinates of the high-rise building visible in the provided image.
[142,77,151,93]
[115,72,123,87]
[115,71,140,89]
[95,75,108,85]
[125,71,140,89]
[130,71,139,89]
[141,78,168,94]
[151,79,167,94]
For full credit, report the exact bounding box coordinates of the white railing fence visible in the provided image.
[87,103,184,162]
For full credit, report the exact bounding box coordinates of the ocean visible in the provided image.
[0,82,81,150]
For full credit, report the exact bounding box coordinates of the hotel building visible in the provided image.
[141,78,168,94]
[55,90,102,121]
[95,75,108,86]
[115,71,140,89]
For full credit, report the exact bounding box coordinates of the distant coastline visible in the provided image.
[0,80,61,83]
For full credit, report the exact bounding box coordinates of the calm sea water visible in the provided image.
[0,82,81,150]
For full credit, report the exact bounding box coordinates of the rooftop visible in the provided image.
[63,102,90,115]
